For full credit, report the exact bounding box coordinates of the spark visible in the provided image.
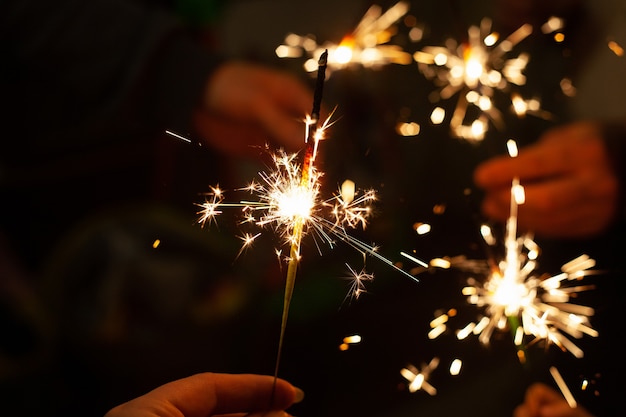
[400,251,428,268]
[339,333,362,351]
[235,232,262,259]
[196,185,225,227]
[414,18,551,141]
[396,120,421,137]
[196,144,417,289]
[427,141,599,359]
[607,40,624,57]
[449,358,463,376]
[342,263,375,304]
[400,357,439,395]
[276,1,413,75]
[413,222,431,235]
[165,129,191,143]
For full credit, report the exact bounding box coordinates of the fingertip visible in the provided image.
[248,411,291,417]
[293,387,305,404]
[271,378,305,409]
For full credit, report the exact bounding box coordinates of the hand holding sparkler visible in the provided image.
[513,382,595,417]
[194,61,314,157]
[474,122,619,238]
[105,372,304,417]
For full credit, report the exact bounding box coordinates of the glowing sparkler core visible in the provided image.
[276,1,413,74]
[265,162,317,227]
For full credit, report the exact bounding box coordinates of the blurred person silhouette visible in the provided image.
[1,0,314,416]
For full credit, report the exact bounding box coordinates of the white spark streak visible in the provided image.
[550,366,578,408]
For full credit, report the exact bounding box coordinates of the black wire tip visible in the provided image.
[311,49,328,121]
[318,49,328,66]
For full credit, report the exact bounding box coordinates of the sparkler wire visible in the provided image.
[271,50,329,404]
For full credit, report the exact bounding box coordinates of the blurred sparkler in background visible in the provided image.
[276,1,413,75]
[414,18,552,141]
[426,141,599,361]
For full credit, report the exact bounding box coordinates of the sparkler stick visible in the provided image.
[271,50,329,399]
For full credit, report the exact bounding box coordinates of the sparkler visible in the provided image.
[276,1,412,75]
[414,18,550,141]
[425,141,599,360]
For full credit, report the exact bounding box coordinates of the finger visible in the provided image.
[516,175,616,237]
[524,383,565,414]
[540,121,601,146]
[473,122,599,190]
[474,139,569,190]
[540,402,583,417]
[512,404,531,417]
[246,411,292,417]
[154,373,300,417]
[480,169,615,238]
[216,412,291,417]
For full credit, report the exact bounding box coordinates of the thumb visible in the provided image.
[247,411,293,417]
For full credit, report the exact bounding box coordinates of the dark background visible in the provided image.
[1,1,624,416]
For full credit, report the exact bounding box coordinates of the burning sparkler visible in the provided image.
[276,1,413,75]
[414,18,550,141]
[195,51,421,393]
[424,141,599,360]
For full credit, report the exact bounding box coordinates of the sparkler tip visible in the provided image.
[319,49,328,65]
